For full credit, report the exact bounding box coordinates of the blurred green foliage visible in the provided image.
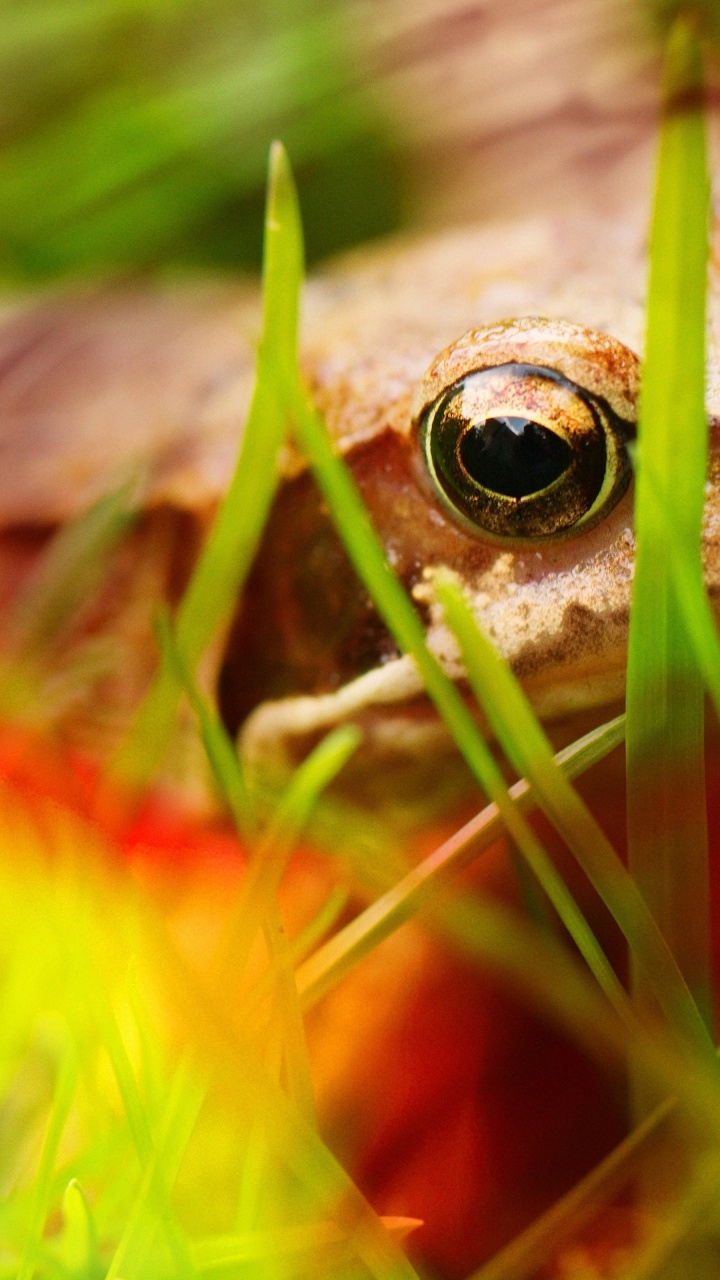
[650,0,720,41]
[0,0,401,281]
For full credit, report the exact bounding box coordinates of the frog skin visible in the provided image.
[0,205,719,768]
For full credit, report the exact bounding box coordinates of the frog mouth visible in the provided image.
[239,646,628,782]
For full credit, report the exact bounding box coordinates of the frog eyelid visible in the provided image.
[435,359,637,440]
[413,317,640,426]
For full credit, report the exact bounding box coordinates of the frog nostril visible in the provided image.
[458,414,575,499]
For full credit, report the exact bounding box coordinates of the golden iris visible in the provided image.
[420,362,634,539]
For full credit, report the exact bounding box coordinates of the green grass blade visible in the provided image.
[666,534,720,718]
[103,1057,204,1280]
[253,726,362,870]
[147,937,423,1280]
[192,1217,421,1276]
[155,609,255,838]
[0,769,421,1280]
[17,1029,78,1280]
[261,903,318,1129]
[93,995,154,1168]
[63,907,207,1274]
[631,468,720,722]
[412,894,720,1167]
[156,593,357,1127]
[157,596,358,1124]
[0,480,138,725]
[287,382,627,1019]
[0,6,398,280]
[285,887,351,969]
[610,1149,720,1280]
[469,1097,676,1280]
[435,573,713,1057]
[58,1178,99,1275]
[6,479,137,657]
[156,601,360,935]
[286,384,490,769]
[249,728,359,1128]
[173,139,303,663]
[626,16,712,1039]
[307,884,705,1133]
[112,140,303,787]
[297,715,626,1009]
[650,1,720,43]
[218,724,361,983]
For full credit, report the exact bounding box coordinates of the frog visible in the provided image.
[0,204,719,777]
[2,204,720,1280]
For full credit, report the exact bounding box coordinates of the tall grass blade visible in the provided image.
[611,1150,720,1280]
[103,1056,204,1280]
[155,608,255,838]
[253,726,362,871]
[191,1217,421,1277]
[297,716,626,1009]
[435,574,712,1057]
[157,604,356,1126]
[113,140,303,787]
[469,1098,676,1280]
[158,602,359,1128]
[58,1179,99,1275]
[632,473,720,722]
[5,479,137,657]
[626,17,712,1041]
[17,1029,78,1280]
[0,480,138,725]
[218,724,360,981]
[287,382,628,1021]
[310,886,720,1143]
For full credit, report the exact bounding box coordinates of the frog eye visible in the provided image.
[415,320,637,541]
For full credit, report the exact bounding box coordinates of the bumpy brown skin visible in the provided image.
[0,207,719,763]
[226,212,720,767]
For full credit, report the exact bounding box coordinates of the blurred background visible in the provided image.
[0,0,715,285]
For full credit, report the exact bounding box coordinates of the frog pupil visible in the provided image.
[458,415,574,499]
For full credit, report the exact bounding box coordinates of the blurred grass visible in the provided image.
[112,141,303,788]
[625,15,713,1048]
[296,715,627,1009]
[650,1,720,41]
[0,480,138,728]
[0,791,422,1280]
[1,5,720,1277]
[0,0,401,282]
[0,0,713,288]
[434,575,711,1056]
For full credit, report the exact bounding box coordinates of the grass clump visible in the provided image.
[2,13,720,1280]
[114,141,304,789]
